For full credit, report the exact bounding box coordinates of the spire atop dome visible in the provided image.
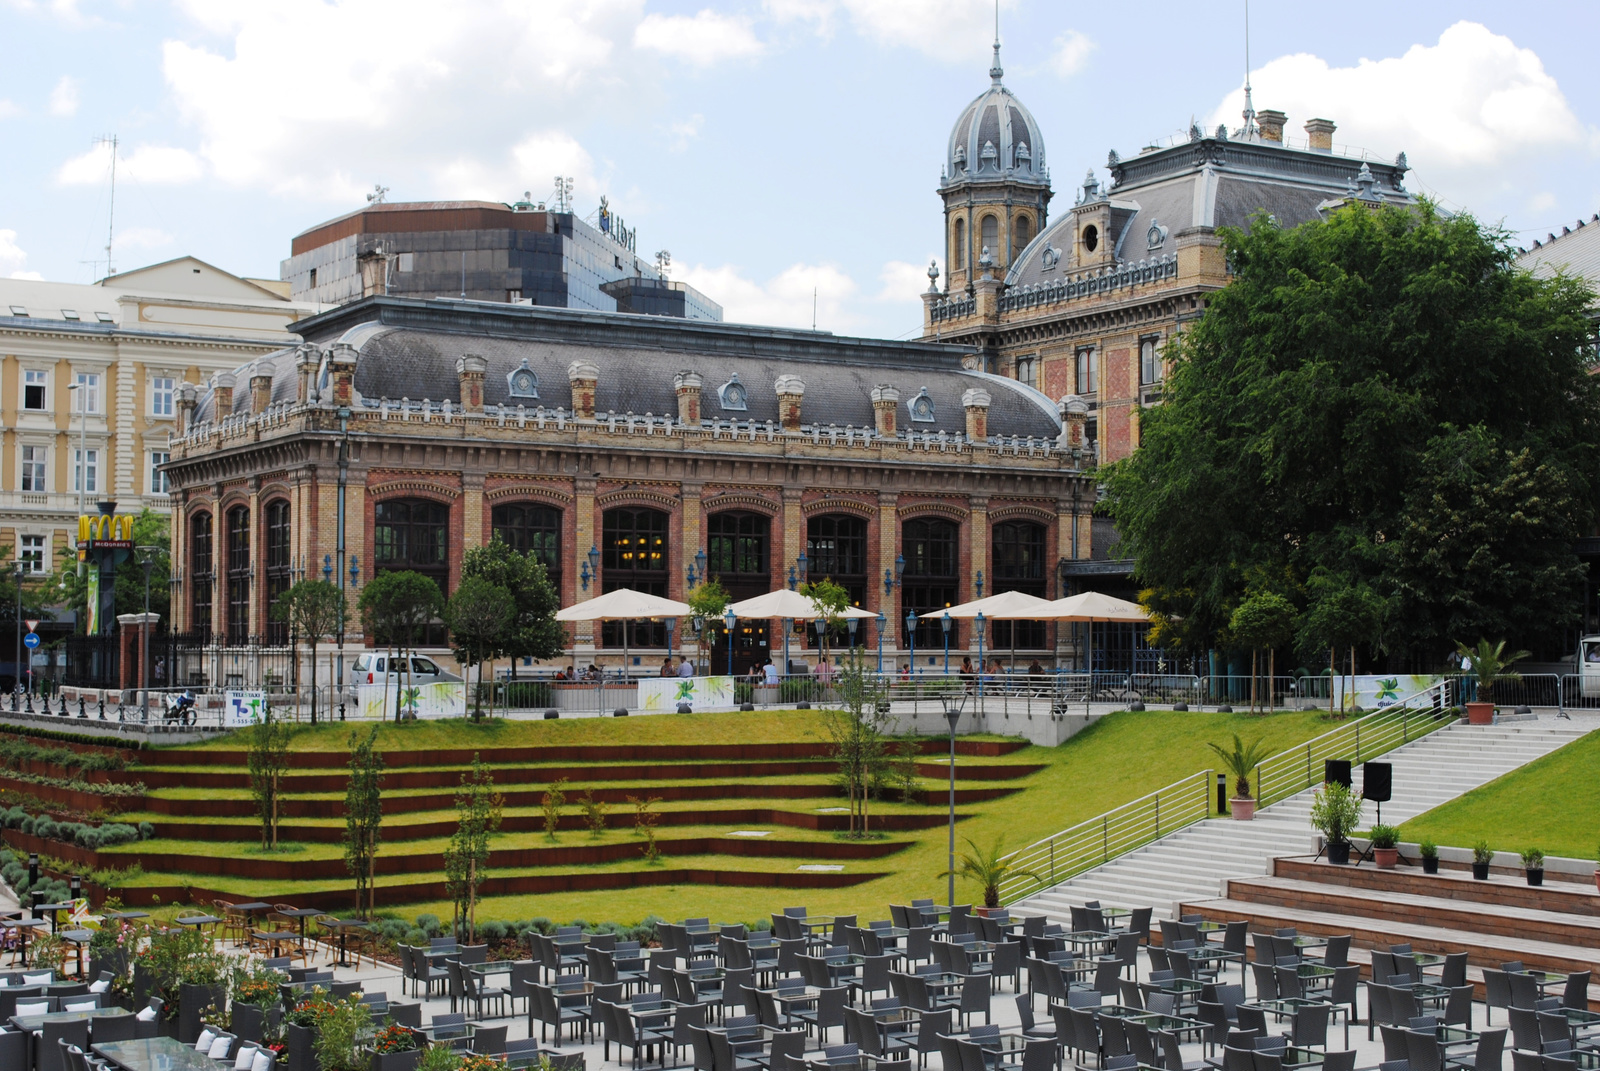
[989,0,1003,84]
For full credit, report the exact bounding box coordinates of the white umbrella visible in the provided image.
[921,591,1058,672]
[728,589,876,675]
[1043,591,1151,674]
[555,588,692,679]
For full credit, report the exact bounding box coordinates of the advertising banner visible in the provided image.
[1333,673,1442,712]
[637,675,735,712]
[357,681,467,720]
[224,690,266,727]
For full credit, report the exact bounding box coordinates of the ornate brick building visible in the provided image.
[162,296,1096,675]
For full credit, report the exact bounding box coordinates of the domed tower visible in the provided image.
[940,39,1051,293]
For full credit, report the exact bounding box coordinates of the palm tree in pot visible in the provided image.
[1208,734,1274,820]
[1310,780,1363,864]
[941,836,1042,912]
[1455,638,1528,725]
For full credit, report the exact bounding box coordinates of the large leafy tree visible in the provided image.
[1104,202,1600,663]
[357,571,444,720]
[446,577,516,719]
[458,536,564,673]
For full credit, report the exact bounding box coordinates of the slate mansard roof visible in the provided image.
[195,296,1064,440]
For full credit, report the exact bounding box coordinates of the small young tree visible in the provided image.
[1228,592,1298,713]
[579,789,609,839]
[446,577,516,719]
[627,794,663,864]
[1297,579,1386,715]
[275,579,347,725]
[541,777,568,842]
[443,753,502,941]
[342,724,385,918]
[358,571,444,721]
[801,578,851,663]
[687,578,730,672]
[245,707,293,849]
[827,661,890,836]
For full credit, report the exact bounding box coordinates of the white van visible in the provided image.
[1579,635,1600,697]
[348,653,462,689]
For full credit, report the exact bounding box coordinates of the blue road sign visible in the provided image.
[23,632,40,649]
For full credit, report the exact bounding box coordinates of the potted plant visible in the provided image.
[941,835,1042,912]
[371,1023,422,1071]
[1310,780,1363,865]
[415,1044,461,1071]
[1369,824,1401,869]
[1207,734,1274,821]
[1471,840,1493,880]
[1419,839,1439,875]
[1521,847,1545,887]
[285,990,334,1071]
[1455,638,1529,726]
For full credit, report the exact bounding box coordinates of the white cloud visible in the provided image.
[677,261,859,330]
[770,0,1015,64]
[48,76,79,117]
[873,258,934,302]
[157,0,643,202]
[1207,22,1590,208]
[117,227,174,251]
[0,100,20,119]
[432,131,601,205]
[57,142,205,185]
[4,0,96,27]
[1527,191,1558,214]
[1049,30,1094,78]
[634,9,764,66]
[661,115,704,153]
[0,229,42,279]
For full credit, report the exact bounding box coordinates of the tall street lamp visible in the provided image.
[875,612,886,674]
[12,561,23,712]
[136,546,159,722]
[939,690,967,912]
[904,610,917,676]
[941,612,952,674]
[724,609,737,677]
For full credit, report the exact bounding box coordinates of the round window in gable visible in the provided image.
[1082,224,1100,253]
[507,358,539,398]
[718,373,748,411]
[909,387,936,423]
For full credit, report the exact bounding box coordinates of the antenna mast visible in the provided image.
[95,134,118,276]
[1240,0,1257,138]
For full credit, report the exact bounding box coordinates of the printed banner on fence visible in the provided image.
[637,675,735,712]
[1333,673,1441,712]
[224,690,266,727]
[357,682,466,720]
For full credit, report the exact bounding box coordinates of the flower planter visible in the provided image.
[1230,798,1256,821]
[1526,868,1544,887]
[177,982,227,1044]
[233,1003,265,1044]
[1421,857,1439,875]
[1465,702,1495,725]
[1327,842,1351,865]
[286,1022,320,1071]
[371,1051,422,1071]
[974,906,1006,918]
[1472,862,1491,880]
[1374,847,1399,869]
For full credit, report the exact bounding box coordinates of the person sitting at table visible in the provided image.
[659,657,676,677]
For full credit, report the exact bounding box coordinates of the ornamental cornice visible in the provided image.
[801,497,876,519]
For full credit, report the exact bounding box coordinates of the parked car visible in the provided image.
[348,653,462,689]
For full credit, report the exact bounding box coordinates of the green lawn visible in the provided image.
[1401,728,1600,862]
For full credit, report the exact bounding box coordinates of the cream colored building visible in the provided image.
[0,257,320,579]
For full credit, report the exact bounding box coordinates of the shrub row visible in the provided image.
[0,806,154,848]
[0,735,128,772]
[0,847,70,903]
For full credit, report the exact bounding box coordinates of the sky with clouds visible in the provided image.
[1,0,1596,339]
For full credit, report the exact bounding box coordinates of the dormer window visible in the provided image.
[980,141,998,167]
[506,357,539,398]
[953,144,967,171]
[1015,141,1031,167]
[909,387,936,423]
[61,309,79,321]
[717,373,748,411]
[8,306,26,317]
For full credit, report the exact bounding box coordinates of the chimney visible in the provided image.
[1059,395,1090,457]
[568,360,599,420]
[249,364,273,415]
[456,353,487,413]
[1304,118,1336,153]
[673,370,703,425]
[1256,109,1287,143]
[775,375,805,431]
[962,387,991,442]
[870,385,900,437]
[294,343,320,404]
[357,246,390,298]
[211,371,236,418]
[328,342,358,410]
[176,382,198,432]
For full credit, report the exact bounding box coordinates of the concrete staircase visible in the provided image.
[1012,714,1592,922]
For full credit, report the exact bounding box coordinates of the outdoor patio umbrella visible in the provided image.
[920,590,1058,671]
[727,589,876,675]
[1042,591,1151,674]
[555,588,693,678]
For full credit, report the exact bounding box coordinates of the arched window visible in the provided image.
[190,511,213,639]
[374,498,450,645]
[226,505,251,645]
[980,215,998,262]
[264,500,291,646]
[602,507,669,648]
[1014,215,1032,252]
[953,218,966,270]
[708,512,769,588]
[902,518,959,649]
[806,514,868,648]
[491,503,562,587]
[992,521,1047,650]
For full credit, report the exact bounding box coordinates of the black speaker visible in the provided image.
[1363,761,1392,803]
[1323,759,1352,787]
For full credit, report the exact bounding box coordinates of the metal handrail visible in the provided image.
[996,769,1212,903]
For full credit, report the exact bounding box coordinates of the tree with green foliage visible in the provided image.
[801,578,852,663]
[541,777,567,842]
[55,509,171,628]
[357,571,444,721]
[1103,202,1600,665]
[443,754,502,941]
[687,577,730,672]
[1228,592,1298,713]
[459,535,565,675]
[342,724,384,918]
[1297,577,1387,714]
[275,580,347,725]
[446,577,516,719]
[827,661,890,836]
[245,708,293,849]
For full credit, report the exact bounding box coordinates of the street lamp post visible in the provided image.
[941,612,952,675]
[875,612,886,674]
[665,617,675,662]
[904,610,917,677]
[976,611,986,699]
[136,547,158,722]
[781,618,792,677]
[939,692,966,912]
[724,609,737,677]
[12,562,22,712]
[846,618,858,668]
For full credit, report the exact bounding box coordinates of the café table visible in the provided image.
[252,929,303,959]
[1293,936,1330,952]
[319,917,371,968]
[173,914,222,932]
[1196,921,1230,943]
[1244,997,1351,1047]
[1,916,48,966]
[101,910,149,921]
[60,927,93,976]
[1130,1012,1210,1044]
[1510,968,1570,997]
[94,1037,221,1071]
[1062,930,1115,955]
[1558,1051,1600,1071]
[12,1005,130,1033]
[32,902,73,934]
